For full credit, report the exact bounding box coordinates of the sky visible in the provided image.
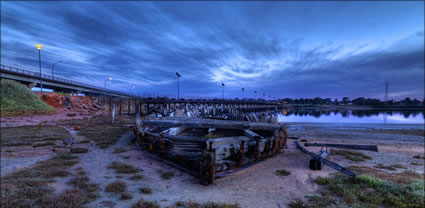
[1,1,424,100]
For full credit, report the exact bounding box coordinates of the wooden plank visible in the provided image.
[243,129,265,140]
[304,143,378,152]
[143,118,281,131]
[295,141,356,178]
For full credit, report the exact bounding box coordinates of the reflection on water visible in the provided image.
[278,109,424,124]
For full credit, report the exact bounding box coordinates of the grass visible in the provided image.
[290,167,425,208]
[413,154,425,160]
[120,192,133,200]
[108,161,138,174]
[331,149,372,162]
[375,163,407,170]
[0,79,55,116]
[105,181,127,193]
[139,187,152,194]
[71,147,89,154]
[276,169,291,176]
[1,125,71,147]
[0,153,81,207]
[63,115,132,148]
[129,174,144,181]
[157,170,175,179]
[112,147,127,154]
[174,201,241,208]
[132,199,160,208]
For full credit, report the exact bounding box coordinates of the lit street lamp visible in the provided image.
[221,83,225,99]
[51,60,62,79]
[35,44,43,92]
[241,88,245,99]
[104,77,112,88]
[176,72,181,99]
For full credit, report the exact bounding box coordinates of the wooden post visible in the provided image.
[254,136,260,161]
[200,150,215,185]
[111,104,115,124]
[128,99,130,115]
[237,140,245,167]
[109,97,112,112]
[135,104,141,146]
[159,133,165,157]
[119,99,122,115]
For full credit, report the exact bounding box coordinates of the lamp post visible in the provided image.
[35,44,43,92]
[176,72,181,99]
[51,60,62,79]
[221,83,225,99]
[104,77,112,88]
[254,91,257,99]
[263,93,265,99]
[241,88,245,99]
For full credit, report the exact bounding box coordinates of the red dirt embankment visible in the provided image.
[37,93,102,114]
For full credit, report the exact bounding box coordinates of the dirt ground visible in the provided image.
[1,118,424,208]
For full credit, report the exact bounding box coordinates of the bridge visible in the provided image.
[1,64,281,108]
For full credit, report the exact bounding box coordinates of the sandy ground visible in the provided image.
[1,122,424,208]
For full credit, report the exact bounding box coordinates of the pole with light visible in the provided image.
[35,44,44,92]
[176,72,181,99]
[221,83,225,99]
[51,60,62,79]
[104,77,112,88]
[263,93,265,99]
[241,88,245,99]
[130,85,135,95]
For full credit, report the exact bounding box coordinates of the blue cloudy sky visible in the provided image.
[1,1,424,100]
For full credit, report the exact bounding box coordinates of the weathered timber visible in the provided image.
[143,118,281,131]
[295,141,356,178]
[199,150,215,185]
[111,104,116,124]
[304,143,378,152]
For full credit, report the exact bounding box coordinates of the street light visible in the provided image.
[254,91,257,99]
[221,83,225,99]
[263,93,265,99]
[176,72,181,99]
[51,60,62,79]
[35,44,43,92]
[241,88,245,99]
[104,77,112,88]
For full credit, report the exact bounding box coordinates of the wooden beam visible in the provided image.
[304,143,378,152]
[295,141,356,178]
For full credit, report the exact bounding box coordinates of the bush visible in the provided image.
[108,162,138,174]
[105,181,126,193]
[276,169,291,176]
[0,79,55,116]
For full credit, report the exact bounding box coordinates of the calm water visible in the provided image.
[278,109,424,124]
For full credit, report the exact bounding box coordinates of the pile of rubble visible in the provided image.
[38,93,103,114]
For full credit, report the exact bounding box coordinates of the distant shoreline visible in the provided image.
[282,105,424,111]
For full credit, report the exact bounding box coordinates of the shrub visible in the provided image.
[276,169,291,176]
[108,162,138,174]
[139,187,152,194]
[120,192,133,200]
[71,148,88,154]
[0,79,55,116]
[129,174,144,181]
[105,181,126,193]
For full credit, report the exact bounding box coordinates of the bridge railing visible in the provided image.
[1,64,280,104]
[0,64,133,97]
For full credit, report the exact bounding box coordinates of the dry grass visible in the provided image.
[62,115,132,148]
[331,149,372,162]
[349,166,423,184]
[129,174,144,181]
[0,153,81,207]
[413,154,425,160]
[132,199,160,208]
[71,147,89,154]
[157,170,175,180]
[120,192,133,200]
[112,147,127,154]
[175,200,241,208]
[105,181,127,193]
[108,161,139,174]
[139,187,152,194]
[276,169,291,176]
[1,125,71,147]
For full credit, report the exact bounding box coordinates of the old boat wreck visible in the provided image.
[134,117,287,185]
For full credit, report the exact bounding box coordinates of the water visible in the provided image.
[278,109,424,124]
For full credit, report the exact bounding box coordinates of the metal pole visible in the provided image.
[222,85,224,99]
[51,61,61,79]
[177,77,180,99]
[38,49,42,92]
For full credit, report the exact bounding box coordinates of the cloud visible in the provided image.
[1,1,423,99]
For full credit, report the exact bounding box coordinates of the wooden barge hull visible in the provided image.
[135,118,287,185]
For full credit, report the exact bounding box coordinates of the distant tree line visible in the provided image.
[280,97,425,106]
